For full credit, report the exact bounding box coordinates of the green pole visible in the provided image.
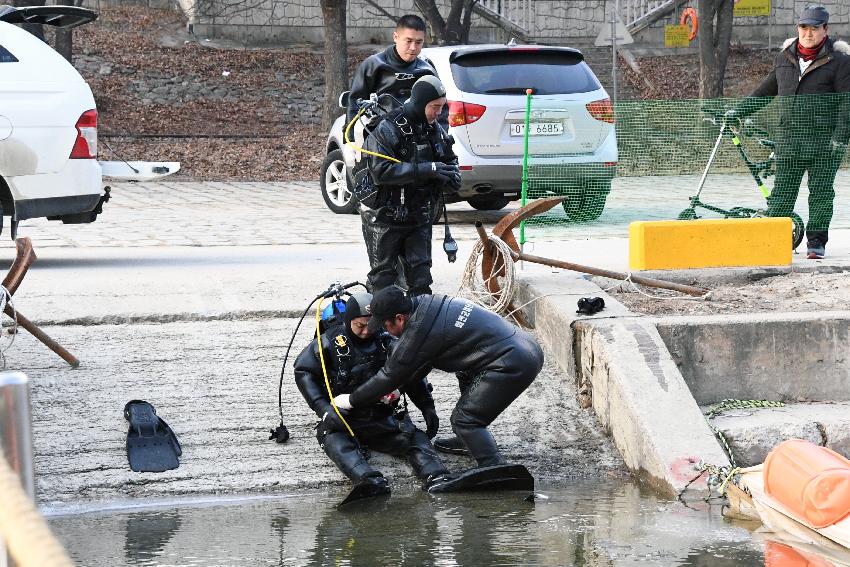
[520,88,532,246]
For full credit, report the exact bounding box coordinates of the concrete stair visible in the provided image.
[709,401,850,467]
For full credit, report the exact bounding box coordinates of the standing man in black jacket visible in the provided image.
[293,292,449,498]
[360,76,461,295]
[332,286,544,475]
[731,5,850,259]
[347,14,439,129]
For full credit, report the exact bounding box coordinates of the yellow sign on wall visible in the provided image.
[734,0,771,17]
[665,24,690,48]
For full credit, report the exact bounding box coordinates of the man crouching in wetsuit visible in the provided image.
[294,292,450,500]
[332,286,544,492]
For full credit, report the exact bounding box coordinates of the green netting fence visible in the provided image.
[519,92,850,248]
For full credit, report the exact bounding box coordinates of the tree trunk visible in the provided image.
[55,30,73,63]
[320,0,348,132]
[54,0,83,63]
[460,0,475,43]
[416,0,477,45]
[697,0,734,99]
[414,0,447,44]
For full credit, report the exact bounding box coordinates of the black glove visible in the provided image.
[421,406,439,439]
[318,408,348,435]
[417,162,460,185]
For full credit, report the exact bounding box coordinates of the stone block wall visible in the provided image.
[92,0,850,48]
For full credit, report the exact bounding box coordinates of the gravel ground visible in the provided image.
[595,267,850,316]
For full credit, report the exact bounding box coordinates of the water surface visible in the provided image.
[48,479,769,566]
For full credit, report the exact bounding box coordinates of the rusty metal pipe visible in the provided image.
[474,221,490,248]
[4,308,79,368]
[510,250,709,297]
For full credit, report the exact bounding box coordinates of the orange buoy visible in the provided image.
[680,7,698,41]
[764,439,850,529]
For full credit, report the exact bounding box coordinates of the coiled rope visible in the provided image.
[0,285,18,370]
[458,234,516,316]
[0,453,74,567]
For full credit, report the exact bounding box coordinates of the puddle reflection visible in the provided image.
[49,479,773,566]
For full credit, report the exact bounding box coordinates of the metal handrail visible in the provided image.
[0,371,35,498]
[0,371,74,567]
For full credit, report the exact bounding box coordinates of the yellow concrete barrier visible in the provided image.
[629,217,792,270]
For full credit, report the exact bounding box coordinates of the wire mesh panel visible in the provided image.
[519,92,850,250]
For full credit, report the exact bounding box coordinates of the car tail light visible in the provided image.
[586,99,614,124]
[70,109,97,159]
[448,101,486,127]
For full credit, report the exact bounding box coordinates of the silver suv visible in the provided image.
[321,44,618,220]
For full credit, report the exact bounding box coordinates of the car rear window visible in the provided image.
[0,44,18,63]
[450,50,601,95]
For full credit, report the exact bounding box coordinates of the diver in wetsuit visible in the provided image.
[293,292,449,496]
[332,287,544,478]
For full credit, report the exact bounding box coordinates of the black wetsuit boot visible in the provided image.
[453,425,506,467]
[406,429,450,481]
[319,431,385,483]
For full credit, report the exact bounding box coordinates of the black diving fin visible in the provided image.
[124,400,182,473]
[426,464,534,494]
[337,476,391,509]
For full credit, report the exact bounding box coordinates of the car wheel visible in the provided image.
[320,149,358,215]
[467,195,510,211]
[562,185,608,222]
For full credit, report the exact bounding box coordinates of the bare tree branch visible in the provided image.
[361,0,397,23]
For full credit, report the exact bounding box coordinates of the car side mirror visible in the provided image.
[338,91,350,109]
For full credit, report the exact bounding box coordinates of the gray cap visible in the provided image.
[798,5,828,25]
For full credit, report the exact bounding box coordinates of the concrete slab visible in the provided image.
[655,312,850,405]
[710,402,850,466]
[516,273,730,498]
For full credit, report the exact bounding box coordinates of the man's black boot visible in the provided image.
[455,427,506,467]
[433,435,471,456]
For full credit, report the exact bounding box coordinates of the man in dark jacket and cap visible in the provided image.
[731,4,850,259]
[359,75,461,295]
[332,287,544,487]
[293,292,449,500]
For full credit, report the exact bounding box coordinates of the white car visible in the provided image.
[322,44,618,221]
[0,5,178,239]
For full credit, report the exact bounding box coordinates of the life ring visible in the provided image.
[680,7,698,41]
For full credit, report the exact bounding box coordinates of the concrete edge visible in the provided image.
[516,273,730,498]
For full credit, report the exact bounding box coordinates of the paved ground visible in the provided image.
[13,169,850,249]
[2,172,848,510]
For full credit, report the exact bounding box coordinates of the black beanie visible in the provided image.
[403,75,447,124]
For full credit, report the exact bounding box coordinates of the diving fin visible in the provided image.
[337,476,391,509]
[124,400,182,473]
[426,464,534,494]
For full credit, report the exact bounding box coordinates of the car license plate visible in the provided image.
[510,122,563,137]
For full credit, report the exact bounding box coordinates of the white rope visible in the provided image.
[0,285,17,370]
[458,235,517,317]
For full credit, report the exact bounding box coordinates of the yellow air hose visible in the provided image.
[344,107,401,164]
[316,299,356,438]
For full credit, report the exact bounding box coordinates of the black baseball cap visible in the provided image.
[798,5,828,25]
[366,285,413,333]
